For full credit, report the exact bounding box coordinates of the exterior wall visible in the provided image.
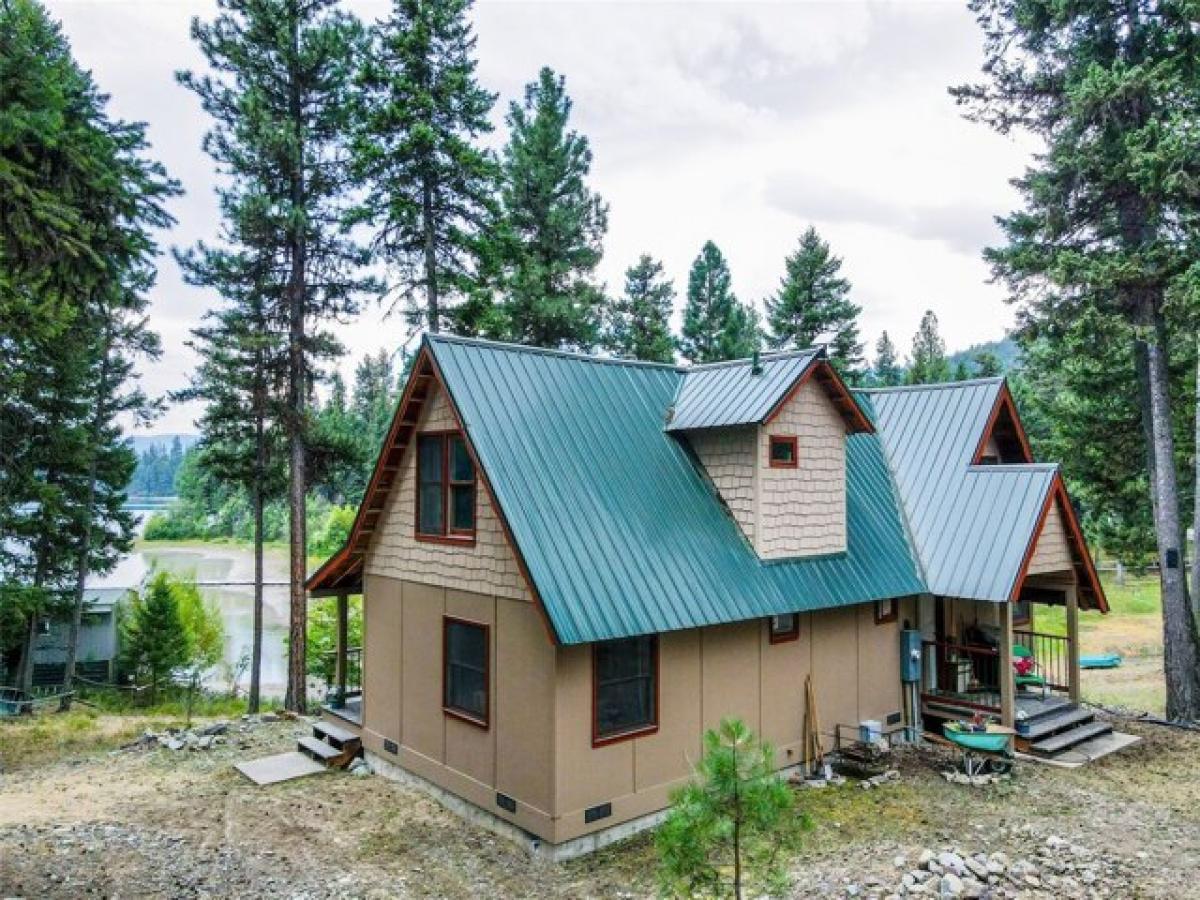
[1028,501,1073,575]
[687,426,757,543]
[551,601,905,844]
[364,384,528,602]
[756,378,847,558]
[361,574,556,839]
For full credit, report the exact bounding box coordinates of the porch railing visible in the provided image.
[324,646,363,708]
[921,640,1001,709]
[1013,629,1070,692]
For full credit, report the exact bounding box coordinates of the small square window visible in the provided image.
[874,598,899,625]
[768,613,800,643]
[769,435,798,468]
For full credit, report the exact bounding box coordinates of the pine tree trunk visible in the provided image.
[16,612,37,696]
[249,410,265,713]
[422,177,439,333]
[1192,333,1200,620]
[1142,321,1200,720]
[284,11,308,714]
[63,327,113,693]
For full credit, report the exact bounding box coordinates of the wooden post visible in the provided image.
[334,592,348,708]
[1066,584,1081,703]
[999,600,1015,727]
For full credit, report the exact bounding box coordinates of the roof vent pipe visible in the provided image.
[751,349,762,376]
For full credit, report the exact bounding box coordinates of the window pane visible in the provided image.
[771,613,797,637]
[770,437,795,464]
[450,484,475,532]
[419,484,444,534]
[418,435,444,484]
[445,621,487,720]
[450,436,474,482]
[595,637,655,737]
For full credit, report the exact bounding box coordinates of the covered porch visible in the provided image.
[311,589,363,729]
[918,577,1083,729]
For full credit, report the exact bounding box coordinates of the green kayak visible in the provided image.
[943,722,1012,754]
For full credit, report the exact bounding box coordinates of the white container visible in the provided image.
[859,719,882,743]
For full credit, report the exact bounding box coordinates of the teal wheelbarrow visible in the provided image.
[943,722,1015,777]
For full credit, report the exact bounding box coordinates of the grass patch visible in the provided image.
[0,709,145,770]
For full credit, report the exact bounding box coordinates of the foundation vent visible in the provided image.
[496,793,517,813]
[383,739,399,755]
[584,802,612,824]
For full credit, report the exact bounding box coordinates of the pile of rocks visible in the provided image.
[126,721,230,752]
[871,836,1134,898]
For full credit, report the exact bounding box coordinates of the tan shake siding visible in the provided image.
[552,603,904,844]
[364,383,528,601]
[687,426,757,543]
[756,378,847,558]
[362,575,555,839]
[1028,501,1073,575]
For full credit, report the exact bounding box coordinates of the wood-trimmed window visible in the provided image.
[768,435,798,468]
[768,613,800,643]
[416,432,476,542]
[874,598,899,625]
[593,635,658,746]
[443,616,489,727]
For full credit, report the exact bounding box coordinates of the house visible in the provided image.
[306,334,1106,857]
[1,587,123,688]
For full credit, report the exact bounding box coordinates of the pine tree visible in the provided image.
[179,0,372,712]
[955,0,1200,718]
[353,0,497,333]
[973,350,1002,378]
[492,67,608,350]
[603,254,675,363]
[873,331,902,386]
[172,247,286,713]
[120,572,190,705]
[679,241,759,364]
[953,360,971,381]
[765,227,864,377]
[657,719,796,899]
[907,310,951,385]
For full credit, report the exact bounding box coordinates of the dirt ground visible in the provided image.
[1,711,1198,899]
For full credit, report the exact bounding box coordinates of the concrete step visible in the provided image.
[1019,706,1095,742]
[297,735,341,763]
[313,719,360,750]
[1029,721,1113,756]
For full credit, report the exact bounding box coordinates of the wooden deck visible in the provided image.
[321,696,362,730]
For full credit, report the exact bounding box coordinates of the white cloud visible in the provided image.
[44,0,1033,432]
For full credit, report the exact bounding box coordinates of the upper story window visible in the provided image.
[768,613,800,643]
[417,432,476,541]
[593,635,658,745]
[443,616,489,726]
[768,434,798,469]
[874,598,899,625]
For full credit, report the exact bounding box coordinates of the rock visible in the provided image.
[961,879,985,899]
[918,849,936,867]
[927,861,944,876]
[894,854,908,869]
[938,852,965,875]
[164,738,184,752]
[964,857,988,880]
[262,713,280,723]
[200,722,228,737]
[939,872,963,896]
[196,735,214,750]
[1046,835,1068,850]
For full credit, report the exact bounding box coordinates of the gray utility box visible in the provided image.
[900,629,923,683]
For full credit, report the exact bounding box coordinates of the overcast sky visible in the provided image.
[46,0,1033,434]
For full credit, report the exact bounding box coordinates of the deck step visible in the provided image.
[313,719,360,749]
[1019,706,1095,742]
[1017,696,1073,724]
[297,735,341,763]
[1029,721,1113,756]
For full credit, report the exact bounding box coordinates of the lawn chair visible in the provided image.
[1012,643,1047,698]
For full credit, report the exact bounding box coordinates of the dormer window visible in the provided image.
[768,435,798,468]
[417,432,476,541]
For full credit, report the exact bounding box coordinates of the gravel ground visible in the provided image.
[1,711,1198,898]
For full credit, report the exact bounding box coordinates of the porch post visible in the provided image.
[1066,584,1081,703]
[998,600,1015,727]
[334,592,348,708]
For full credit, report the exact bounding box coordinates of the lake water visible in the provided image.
[93,540,293,697]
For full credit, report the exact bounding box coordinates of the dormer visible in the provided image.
[666,350,873,560]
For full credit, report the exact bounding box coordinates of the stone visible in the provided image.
[927,861,944,876]
[938,852,965,875]
[196,735,214,750]
[918,849,936,867]
[894,854,908,869]
[964,857,988,880]
[939,873,963,896]
[164,739,184,752]
[200,722,228,737]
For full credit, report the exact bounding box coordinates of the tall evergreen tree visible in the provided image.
[764,226,863,377]
[973,350,1002,378]
[0,0,177,692]
[179,0,372,712]
[492,67,608,349]
[173,245,286,713]
[955,0,1200,718]
[603,254,675,363]
[679,241,759,364]
[907,310,951,385]
[873,331,902,387]
[352,0,497,333]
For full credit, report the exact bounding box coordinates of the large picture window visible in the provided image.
[593,636,658,745]
[416,432,476,540]
[443,617,489,726]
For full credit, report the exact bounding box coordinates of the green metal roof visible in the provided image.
[861,381,1057,604]
[429,335,924,644]
[666,349,820,431]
